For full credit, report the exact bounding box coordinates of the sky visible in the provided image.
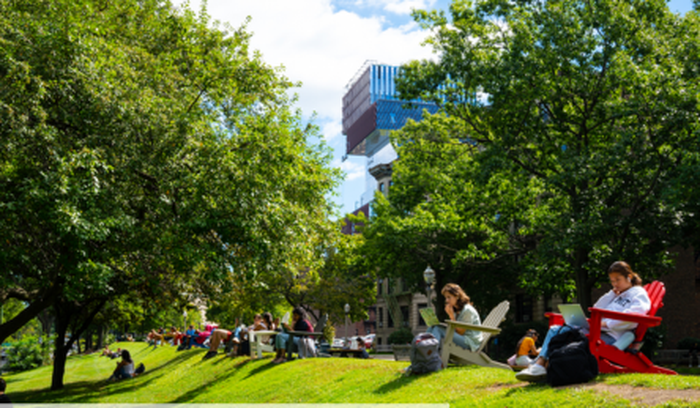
[174,0,695,217]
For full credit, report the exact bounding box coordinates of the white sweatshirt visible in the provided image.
[592,285,651,340]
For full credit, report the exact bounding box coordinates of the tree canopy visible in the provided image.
[388,0,700,307]
[0,0,341,388]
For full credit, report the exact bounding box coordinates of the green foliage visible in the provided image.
[640,324,666,358]
[322,324,336,344]
[357,114,522,317]
[396,0,700,307]
[387,327,414,345]
[677,337,700,351]
[6,335,47,372]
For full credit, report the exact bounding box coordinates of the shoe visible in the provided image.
[515,364,547,382]
[203,351,217,360]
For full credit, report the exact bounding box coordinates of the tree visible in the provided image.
[0,0,339,389]
[356,114,525,317]
[398,0,700,307]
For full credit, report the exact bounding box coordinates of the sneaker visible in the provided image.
[515,364,547,382]
[203,351,218,360]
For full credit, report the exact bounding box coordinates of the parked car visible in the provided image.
[332,338,345,348]
[362,334,375,348]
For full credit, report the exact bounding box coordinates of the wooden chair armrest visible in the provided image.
[445,320,501,334]
[250,330,278,336]
[588,307,662,327]
[287,330,323,337]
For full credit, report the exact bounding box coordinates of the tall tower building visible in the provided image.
[341,61,438,231]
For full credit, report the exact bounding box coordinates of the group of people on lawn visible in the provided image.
[107,260,648,383]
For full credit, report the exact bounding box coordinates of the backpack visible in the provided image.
[546,327,598,386]
[407,333,443,374]
[298,337,317,359]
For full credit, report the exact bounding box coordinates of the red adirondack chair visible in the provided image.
[545,281,676,375]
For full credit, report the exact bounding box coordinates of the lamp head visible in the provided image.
[423,265,436,285]
[344,303,351,314]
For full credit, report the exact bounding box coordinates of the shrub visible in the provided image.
[387,327,413,345]
[322,324,336,344]
[640,324,666,357]
[6,335,46,372]
[677,337,700,350]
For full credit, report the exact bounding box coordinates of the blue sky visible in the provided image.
[176,0,695,217]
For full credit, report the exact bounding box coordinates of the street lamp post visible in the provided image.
[344,303,350,349]
[423,265,436,310]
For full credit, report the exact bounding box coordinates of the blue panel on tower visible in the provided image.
[376,100,439,131]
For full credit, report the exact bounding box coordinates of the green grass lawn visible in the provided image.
[4,342,700,406]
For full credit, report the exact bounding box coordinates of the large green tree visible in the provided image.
[0,0,339,389]
[397,0,700,307]
[357,114,527,317]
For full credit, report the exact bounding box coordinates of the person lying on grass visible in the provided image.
[516,261,651,382]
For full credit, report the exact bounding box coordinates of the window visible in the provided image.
[377,337,382,345]
[516,293,533,323]
[379,182,385,192]
[417,303,428,326]
[377,279,383,295]
[401,306,410,327]
[388,310,394,328]
[378,307,383,327]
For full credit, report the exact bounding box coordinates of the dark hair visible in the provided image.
[262,312,273,328]
[441,283,471,312]
[121,349,133,364]
[515,329,539,356]
[0,377,5,392]
[608,261,642,286]
[292,306,306,320]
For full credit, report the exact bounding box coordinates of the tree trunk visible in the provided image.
[574,248,592,310]
[51,313,70,391]
[0,288,56,344]
[96,326,104,349]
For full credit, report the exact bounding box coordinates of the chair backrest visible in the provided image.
[314,313,328,332]
[476,300,510,352]
[634,281,665,341]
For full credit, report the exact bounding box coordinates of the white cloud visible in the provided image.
[175,0,436,123]
[339,159,366,181]
[379,0,437,15]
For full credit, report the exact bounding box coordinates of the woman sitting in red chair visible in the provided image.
[516,261,650,382]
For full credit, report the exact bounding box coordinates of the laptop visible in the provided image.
[419,307,441,327]
[557,304,590,330]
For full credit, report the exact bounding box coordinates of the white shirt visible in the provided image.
[593,285,651,340]
[456,304,483,350]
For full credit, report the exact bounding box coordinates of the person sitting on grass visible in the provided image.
[516,261,651,382]
[513,329,540,367]
[426,283,483,352]
[273,307,313,364]
[0,377,11,404]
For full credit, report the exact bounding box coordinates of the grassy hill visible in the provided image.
[4,342,700,406]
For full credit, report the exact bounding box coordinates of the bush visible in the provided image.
[677,337,700,350]
[6,335,46,372]
[322,324,336,344]
[640,324,666,357]
[387,327,413,345]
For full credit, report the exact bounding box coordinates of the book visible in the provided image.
[419,307,440,327]
[281,311,290,325]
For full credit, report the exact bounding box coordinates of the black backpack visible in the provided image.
[407,333,443,374]
[546,327,598,386]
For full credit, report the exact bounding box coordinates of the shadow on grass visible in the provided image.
[245,359,276,379]
[168,357,263,404]
[372,372,422,394]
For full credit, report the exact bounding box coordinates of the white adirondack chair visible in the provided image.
[249,330,277,359]
[249,312,289,359]
[441,300,511,370]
